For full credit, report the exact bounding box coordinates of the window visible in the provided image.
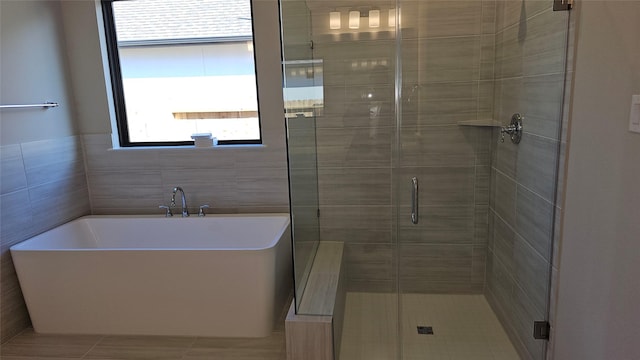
[101,0,262,146]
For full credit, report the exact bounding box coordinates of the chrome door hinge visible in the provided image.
[553,0,573,11]
[533,321,550,340]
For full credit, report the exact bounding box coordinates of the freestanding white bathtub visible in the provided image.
[10,214,292,337]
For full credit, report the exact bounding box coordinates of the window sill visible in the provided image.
[107,144,267,152]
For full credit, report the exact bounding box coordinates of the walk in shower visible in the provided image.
[282,0,571,359]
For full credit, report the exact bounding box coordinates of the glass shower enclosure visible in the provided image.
[282,0,571,359]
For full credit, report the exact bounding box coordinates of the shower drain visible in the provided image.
[417,326,434,335]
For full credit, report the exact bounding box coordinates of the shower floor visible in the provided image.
[340,292,520,360]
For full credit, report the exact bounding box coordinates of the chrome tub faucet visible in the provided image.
[171,186,189,217]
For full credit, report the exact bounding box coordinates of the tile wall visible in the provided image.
[398,0,496,294]
[486,1,570,359]
[0,136,91,343]
[82,133,289,216]
[308,1,495,293]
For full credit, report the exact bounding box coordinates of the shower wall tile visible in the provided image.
[400,126,477,167]
[516,133,559,202]
[400,244,472,283]
[416,1,483,38]
[411,36,482,83]
[316,113,394,129]
[480,33,496,69]
[512,284,546,359]
[400,279,477,294]
[417,98,480,125]
[494,23,524,79]
[491,170,516,225]
[486,251,515,320]
[494,77,523,128]
[406,81,482,124]
[312,0,497,294]
[523,9,569,76]
[347,279,396,293]
[491,213,516,273]
[420,82,480,102]
[320,85,394,119]
[474,127,493,165]
[312,39,396,66]
[488,4,570,358]
[0,145,27,194]
[522,73,565,139]
[493,134,518,179]
[400,248,476,293]
[495,0,523,31]
[287,120,319,169]
[482,0,497,34]
[0,135,90,343]
[399,167,475,207]
[289,168,320,206]
[478,80,495,119]
[513,234,549,316]
[472,245,488,288]
[344,243,396,284]
[515,185,554,260]
[475,165,491,205]
[474,205,490,246]
[398,205,474,245]
[526,0,552,18]
[319,206,392,244]
[318,167,391,206]
[316,126,392,168]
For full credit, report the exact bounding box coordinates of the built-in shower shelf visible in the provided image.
[457,119,502,127]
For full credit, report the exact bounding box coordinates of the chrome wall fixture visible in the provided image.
[411,177,419,224]
[501,113,524,144]
[0,102,59,109]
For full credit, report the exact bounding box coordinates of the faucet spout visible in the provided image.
[171,186,189,217]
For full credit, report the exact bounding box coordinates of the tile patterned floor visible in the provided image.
[340,292,521,360]
[0,327,285,360]
[1,293,519,360]
[0,304,288,360]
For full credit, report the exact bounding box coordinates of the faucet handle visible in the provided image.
[198,205,210,217]
[159,205,173,217]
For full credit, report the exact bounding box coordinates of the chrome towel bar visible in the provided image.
[0,102,59,109]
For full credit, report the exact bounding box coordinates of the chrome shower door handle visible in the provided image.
[411,177,419,224]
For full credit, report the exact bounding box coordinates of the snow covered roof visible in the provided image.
[112,0,253,44]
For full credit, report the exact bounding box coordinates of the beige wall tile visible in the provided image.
[319,205,392,244]
[516,185,555,260]
[0,145,27,195]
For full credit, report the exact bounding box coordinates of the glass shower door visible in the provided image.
[281,0,322,311]
[396,1,570,359]
[280,0,571,359]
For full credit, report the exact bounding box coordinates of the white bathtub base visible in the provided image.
[10,215,292,337]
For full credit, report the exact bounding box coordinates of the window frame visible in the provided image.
[100,0,263,147]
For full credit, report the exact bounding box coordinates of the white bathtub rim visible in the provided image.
[10,213,291,252]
